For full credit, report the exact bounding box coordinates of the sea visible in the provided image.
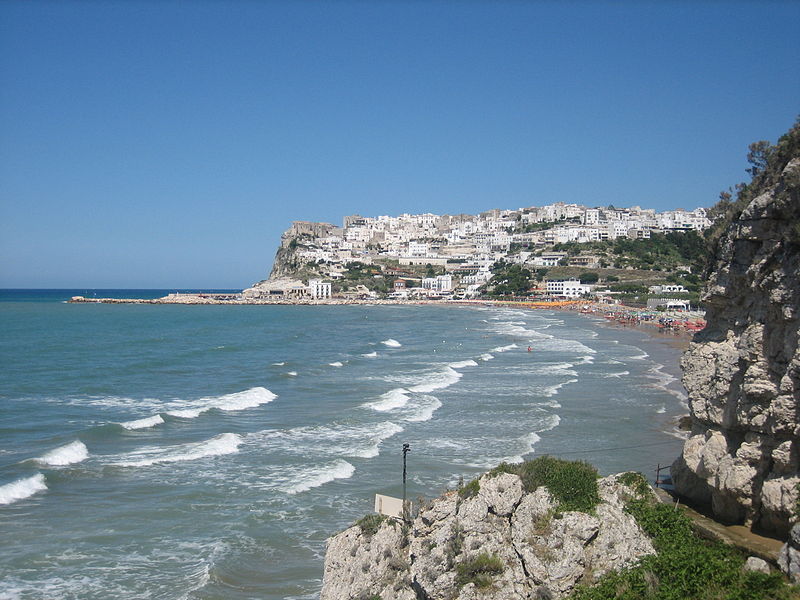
[0,289,689,599]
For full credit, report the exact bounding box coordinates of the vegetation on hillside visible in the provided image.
[569,472,798,600]
[485,261,535,296]
[552,230,706,273]
[705,117,800,275]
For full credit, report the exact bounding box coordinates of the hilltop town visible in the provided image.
[244,202,709,307]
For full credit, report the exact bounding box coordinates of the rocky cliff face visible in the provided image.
[321,473,654,600]
[268,221,334,279]
[671,154,800,537]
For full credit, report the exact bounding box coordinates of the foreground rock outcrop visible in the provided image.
[671,137,800,537]
[321,473,654,600]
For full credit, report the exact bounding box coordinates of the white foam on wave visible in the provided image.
[361,351,378,358]
[111,433,242,467]
[381,338,402,348]
[656,405,666,414]
[604,370,630,379]
[0,473,47,505]
[286,371,298,376]
[503,432,543,464]
[543,379,578,397]
[35,441,89,466]
[646,364,688,403]
[120,415,165,430]
[250,421,403,459]
[403,395,442,422]
[480,353,494,361]
[631,350,649,360]
[539,413,561,432]
[492,343,518,353]
[368,388,410,411]
[281,459,355,495]
[490,321,554,340]
[449,359,478,369]
[165,386,277,419]
[216,388,277,411]
[271,362,285,366]
[537,362,578,376]
[409,367,462,393]
[168,408,204,419]
[552,338,597,355]
[329,361,344,367]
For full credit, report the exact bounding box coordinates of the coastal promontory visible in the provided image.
[670,123,800,539]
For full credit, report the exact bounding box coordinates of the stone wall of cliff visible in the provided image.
[321,473,655,600]
[671,127,800,537]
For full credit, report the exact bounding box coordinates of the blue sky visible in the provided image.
[1,1,798,288]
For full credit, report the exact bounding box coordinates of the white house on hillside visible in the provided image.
[546,279,591,298]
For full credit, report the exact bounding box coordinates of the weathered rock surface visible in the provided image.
[671,155,800,538]
[320,473,655,600]
[778,523,800,583]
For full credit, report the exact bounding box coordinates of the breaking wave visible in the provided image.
[328,361,343,367]
[110,433,242,467]
[381,339,402,348]
[409,367,462,393]
[492,344,518,353]
[0,474,47,505]
[249,421,403,460]
[120,415,165,430]
[449,359,478,369]
[280,460,355,495]
[165,387,277,419]
[543,379,578,397]
[403,395,442,422]
[368,388,410,411]
[361,351,378,358]
[34,441,89,466]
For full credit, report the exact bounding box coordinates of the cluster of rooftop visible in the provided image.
[253,202,709,300]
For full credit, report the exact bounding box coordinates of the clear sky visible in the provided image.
[1,1,798,288]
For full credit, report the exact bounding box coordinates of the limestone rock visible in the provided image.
[321,473,655,600]
[778,524,800,584]
[743,556,770,574]
[671,141,800,537]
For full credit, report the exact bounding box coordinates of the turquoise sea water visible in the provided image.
[0,290,688,599]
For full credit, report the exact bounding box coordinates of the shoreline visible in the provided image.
[68,294,701,349]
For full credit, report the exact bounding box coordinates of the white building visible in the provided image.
[648,284,687,294]
[308,279,332,299]
[422,274,453,292]
[546,279,591,298]
[407,241,430,257]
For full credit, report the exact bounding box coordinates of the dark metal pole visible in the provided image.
[402,443,410,522]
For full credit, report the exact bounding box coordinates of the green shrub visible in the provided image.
[517,456,600,514]
[458,477,480,499]
[618,471,652,499]
[487,462,519,478]
[570,498,798,599]
[356,513,388,536]
[455,553,505,589]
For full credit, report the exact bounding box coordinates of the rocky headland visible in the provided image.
[670,131,800,543]
[320,122,800,596]
[321,469,655,600]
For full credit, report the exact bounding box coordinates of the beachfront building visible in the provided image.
[546,279,591,298]
[648,284,688,294]
[422,274,453,293]
[308,279,332,299]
